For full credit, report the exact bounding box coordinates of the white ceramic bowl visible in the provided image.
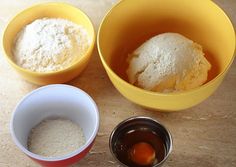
[10,84,99,167]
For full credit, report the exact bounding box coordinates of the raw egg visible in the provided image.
[129,142,156,166]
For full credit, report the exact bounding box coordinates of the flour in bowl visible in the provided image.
[27,118,86,157]
[13,18,91,72]
[126,33,211,92]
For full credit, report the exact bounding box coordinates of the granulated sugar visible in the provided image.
[27,118,86,157]
[13,18,91,72]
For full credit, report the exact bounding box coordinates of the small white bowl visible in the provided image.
[10,84,99,167]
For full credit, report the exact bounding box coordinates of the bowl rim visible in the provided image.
[109,116,173,167]
[10,84,100,161]
[97,0,236,97]
[2,2,96,76]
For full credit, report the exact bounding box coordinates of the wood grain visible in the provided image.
[0,0,235,167]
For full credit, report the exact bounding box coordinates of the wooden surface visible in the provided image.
[0,0,235,167]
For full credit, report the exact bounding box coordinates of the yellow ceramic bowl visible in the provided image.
[97,0,235,111]
[2,3,95,85]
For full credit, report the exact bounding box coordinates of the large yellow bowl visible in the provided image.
[97,0,235,111]
[2,3,95,85]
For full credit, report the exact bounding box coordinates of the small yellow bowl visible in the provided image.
[2,3,95,85]
[97,0,236,111]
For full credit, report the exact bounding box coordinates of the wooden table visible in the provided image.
[0,0,235,166]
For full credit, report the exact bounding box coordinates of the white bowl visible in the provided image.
[10,84,99,167]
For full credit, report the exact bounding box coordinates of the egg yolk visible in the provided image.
[129,142,156,166]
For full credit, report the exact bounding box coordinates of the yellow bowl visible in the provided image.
[2,3,95,85]
[97,0,235,111]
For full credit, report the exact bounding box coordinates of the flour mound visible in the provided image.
[126,33,211,92]
[13,18,91,72]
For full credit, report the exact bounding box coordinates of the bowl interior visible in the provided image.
[3,2,95,70]
[11,85,99,160]
[98,0,235,84]
[110,117,172,166]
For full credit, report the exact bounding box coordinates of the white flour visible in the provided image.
[127,33,211,92]
[13,18,91,72]
[27,118,86,157]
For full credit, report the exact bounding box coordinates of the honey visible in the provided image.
[113,129,166,167]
